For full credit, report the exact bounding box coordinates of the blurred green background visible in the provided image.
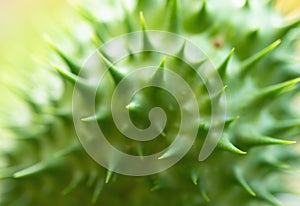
[0,0,66,65]
[0,0,70,111]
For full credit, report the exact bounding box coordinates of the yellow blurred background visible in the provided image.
[0,0,65,61]
[0,0,70,110]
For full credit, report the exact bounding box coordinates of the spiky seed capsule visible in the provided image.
[1,0,300,205]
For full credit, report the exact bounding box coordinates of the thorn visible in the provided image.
[151,56,167,85]
[105,170,113,184]
[158,56,167,68]
[176,40,186,58]
[243,0,250,8]
[42,107,71,119]
[199,0,207,16]
[125,96,150,123]
[139,11,152,50]
[190,171,198,185]
[158,137,188,159]
[126,101,141,111]
[225,115,240,128]
[6,85,40,112]
[81,115,98,122]
[54,143,81,157]
[218,48,235,78]
[259,190,283,206]
[140,11,147,31]
[53,64,76,84]
[52,65,90,88]
[62,173,83,195]
[238,134,296,147]
[135,143,144,159]
[121,3,134,33]
[91,178,104,204]
[13,160,58,178]
[87,170,98,187]
[150,180,162,191]
[193,58,208,70]
[268,161,291,169]
[81,108,110,122]
[212,85,227,101]
[203,85,227,110]
[14,165,45,178]
[97,51,124,84]
[158,150,174,160]
[239,40,281,75]
[277,16,300,39]
[233,167,256,197]
[267,119,300,134]
[203,85,227,107]
[167,0,181,33]
[199,122,208,131]
[44,36,81,74]
[126,45,135,60]
[75,4,95,22]
[246,29,259,39]
[198,182,210,202]
[91,33,103,47]
[250,78,300,106]
[93,29,107,45]
[75,5,110,41]
[263,78,300,95]
[218,134,247,155]
[150,185,161,191]
[158,137,187,160]
[189,0,210,33]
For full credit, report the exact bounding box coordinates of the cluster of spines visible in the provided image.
[1,0,300,205]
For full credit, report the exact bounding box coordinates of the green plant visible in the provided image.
[1,0,300,205]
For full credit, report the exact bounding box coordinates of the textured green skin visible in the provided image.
[1,0,300,205]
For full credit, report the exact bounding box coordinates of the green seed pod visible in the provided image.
[1,0,300,205]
